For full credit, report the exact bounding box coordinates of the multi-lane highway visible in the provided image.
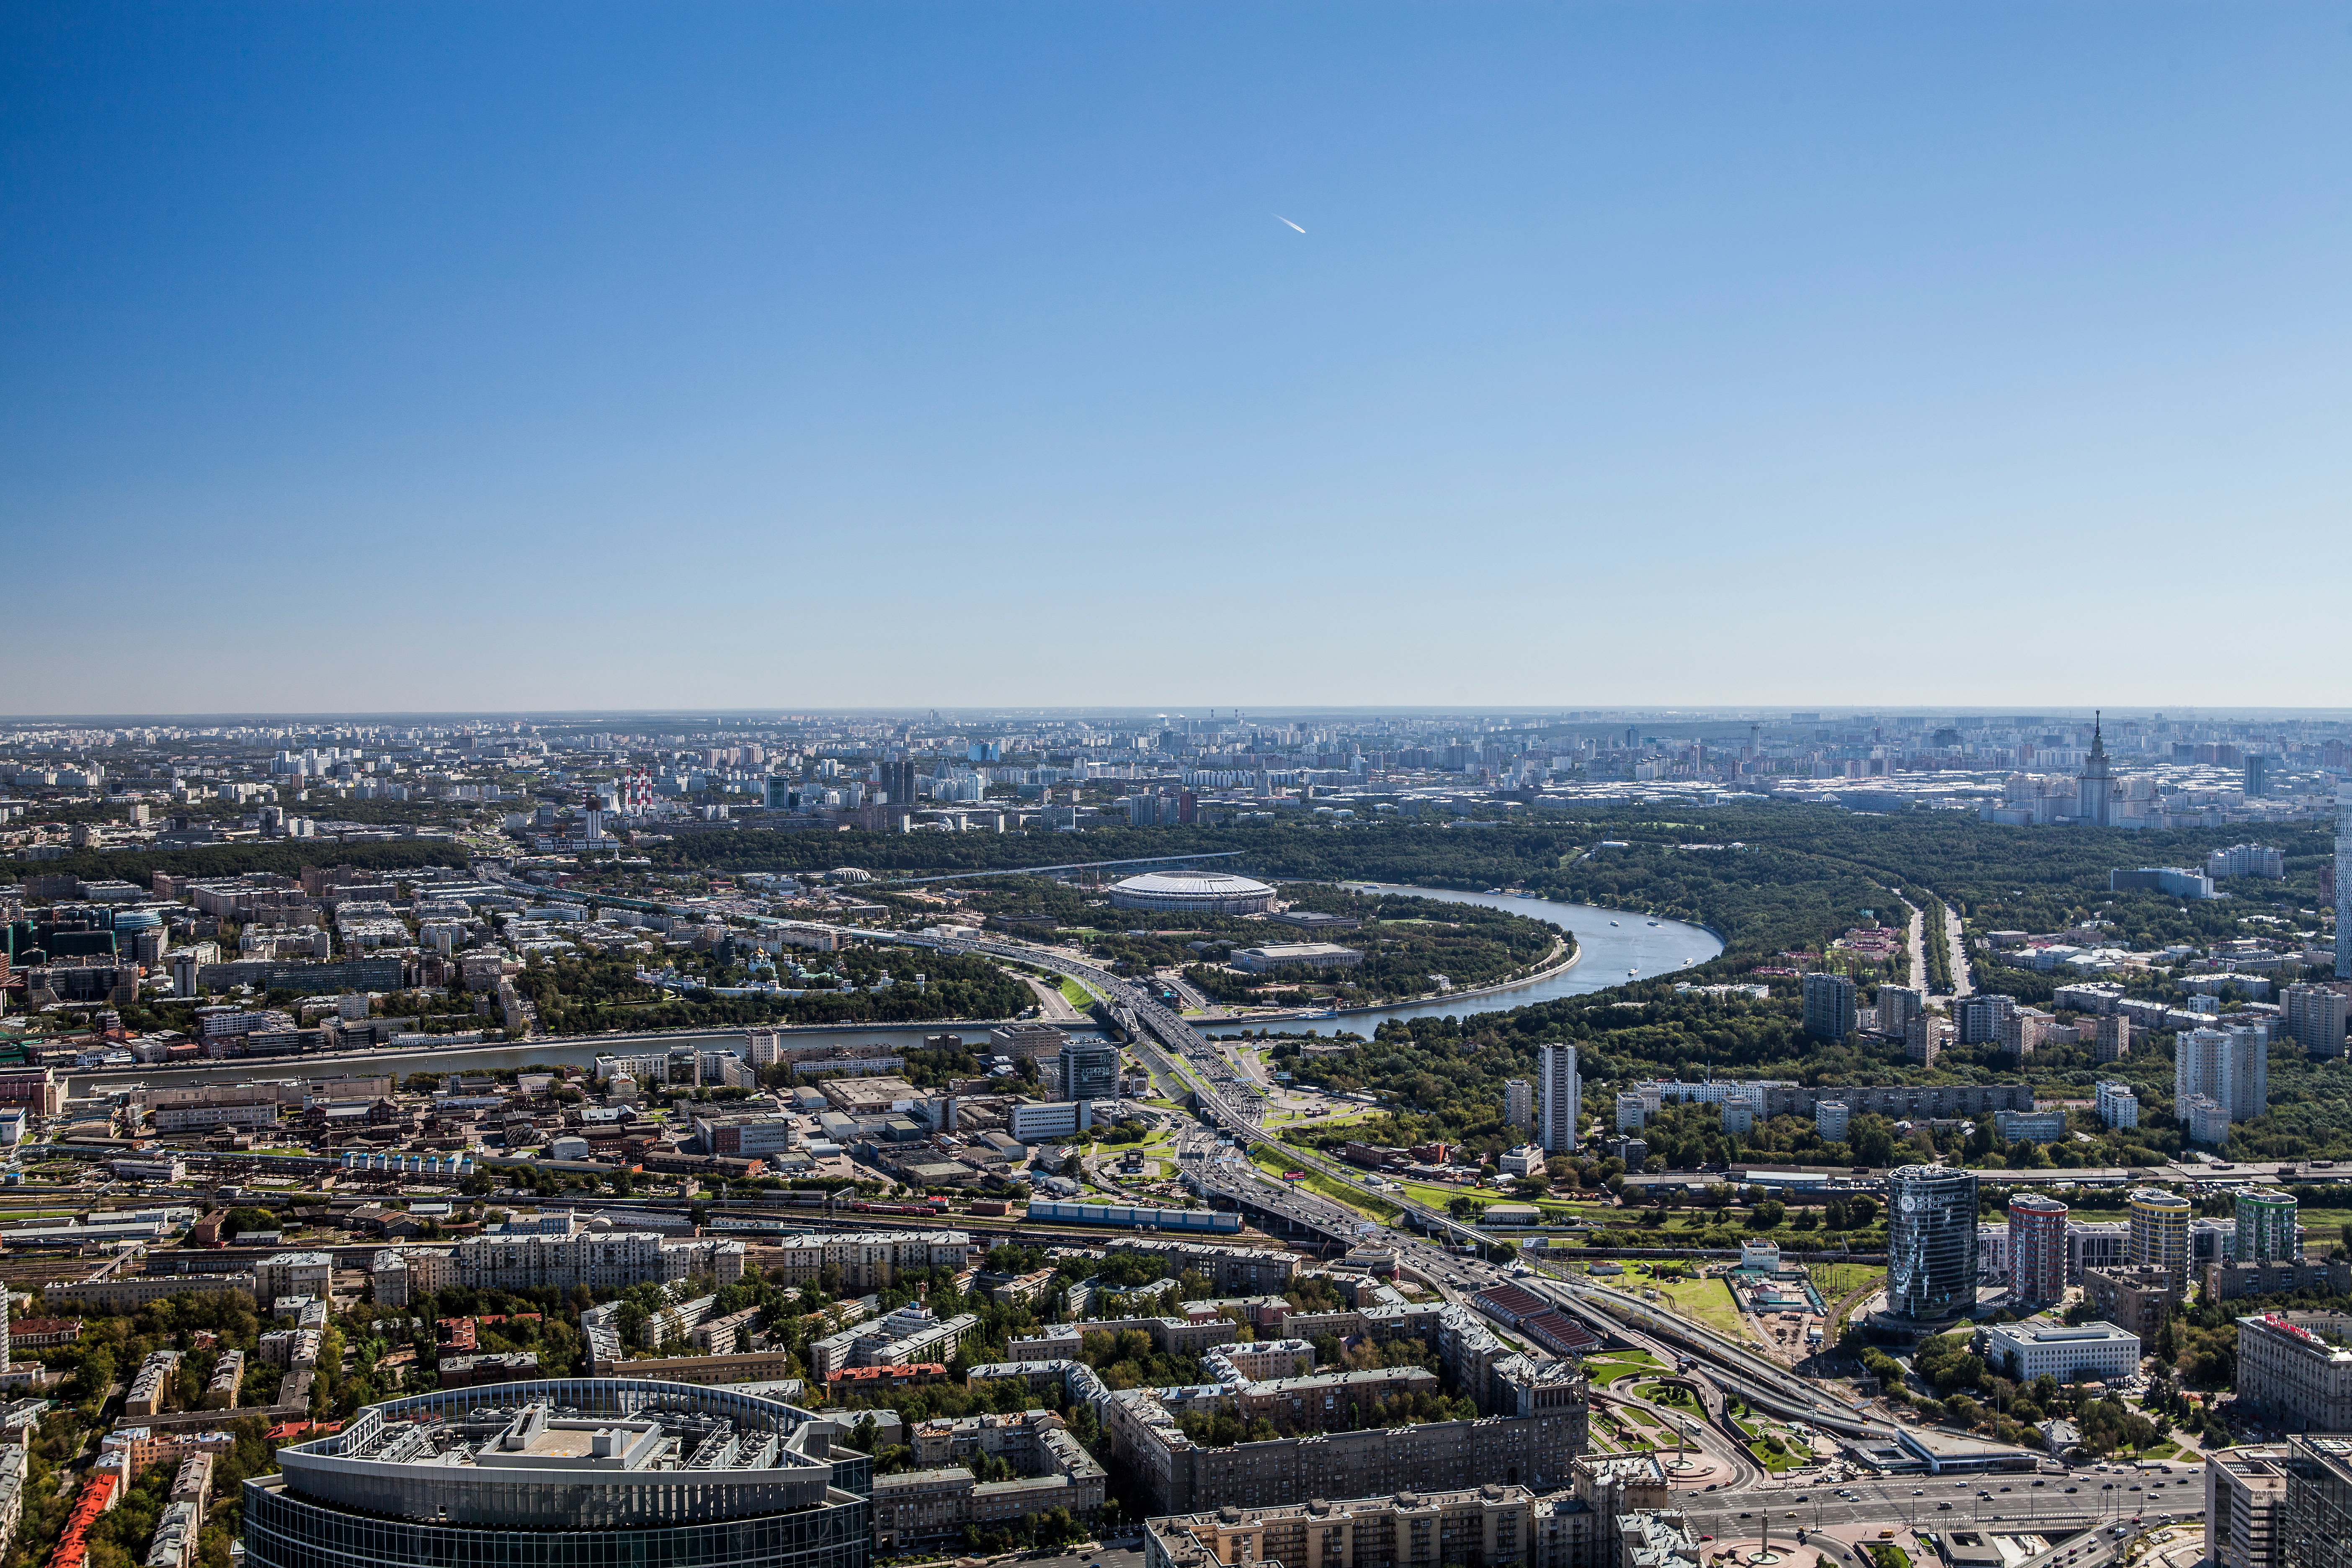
[1665,1467,2202,1532]
[882,923,1903,1454]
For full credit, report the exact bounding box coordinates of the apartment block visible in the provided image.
[2236,1313,2352,1433]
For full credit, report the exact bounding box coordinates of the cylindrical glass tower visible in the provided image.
[2130,1187,2193,1282]
[1887,1165,1980,1320]
[2236,1188,2300,1264]
[2007,1193,2068,1306]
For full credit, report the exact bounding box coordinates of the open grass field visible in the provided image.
[1650,1276,1758,1344]
[1584,1351,1665,1385]
[1395,1180,1533,1217]
[1808,1262,1885,1298]
[1058,976,1094,1008]
[1247,1143,1400,1223]
[2282,1206,2352,1241]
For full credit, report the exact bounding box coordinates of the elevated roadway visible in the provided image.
[862,925,1895,1446]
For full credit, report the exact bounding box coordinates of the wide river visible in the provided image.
[1277,883,1723,1032]
[69,887,1720,1092]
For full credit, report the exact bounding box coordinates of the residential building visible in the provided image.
[1814,1101,1849,1142]
[371,1248,457,1308]
[1952,993,2017,1047]
[870,1408,1106,1552]
[1144,1483,1549,1568]
[2211,846,2287,881]
[2094,1014,2133,1063]
[1802,972,1855,1043]
[253,1253,333,1306]
[2188,1094,2237,1146]
[842,1305,978,1369]
[2179,1024,2269,1123]
[1504,1079,1533,1132]
[1905,1011,1950,1067]
[2339,789,2352,980]
[125,1351,180,1418]
[1993,1108,2066,1144]
[2008,1194,2068,1307]
[744,1230,970,1291]
[1886,1166,1978,1321]
[1538,1044,1579,1154]
[2068,1220,2128,1284]
[2239,1315,2352,1434]
[1876,986,1925,1040]
[2239,1189,2301,1266]
[2284,986,2349,1060]
[2130,1189,2194,1284]
[1977,1318,2140,1383]
[2082,1265,2183,1338]
[2095,1080,2139,1129]
[454,1219,743,1291]
[2209,1258,2352,1303]
[1614,1093,1648,1133]
[1999,1007,2055,1058]
[1977,1223,2008,1281]
[1088,1303,1586,1516]
[1101,1238,1300,1295]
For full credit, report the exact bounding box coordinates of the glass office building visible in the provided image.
[245,1379,870,1568]
[1886,1165,1980,1321]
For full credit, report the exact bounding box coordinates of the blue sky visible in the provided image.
[5,3,2348,714]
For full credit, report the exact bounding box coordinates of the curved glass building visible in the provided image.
[2129,1187,2193,1283]
[244,1379,870,1568]
[1886,1166,1980,1321]
[2235,1188,2300,1265]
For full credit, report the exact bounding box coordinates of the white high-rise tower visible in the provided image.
[1538,1044,1581,1154]
[2337,789,2352,980]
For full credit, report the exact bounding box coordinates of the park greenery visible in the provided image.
[509,944,1032,1034]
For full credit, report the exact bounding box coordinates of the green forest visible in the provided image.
[512,944,1034,1034]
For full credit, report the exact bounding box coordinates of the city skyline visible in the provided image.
[7,3,2350,712]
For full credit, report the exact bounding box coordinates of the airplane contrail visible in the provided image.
[1274,214,1305,234]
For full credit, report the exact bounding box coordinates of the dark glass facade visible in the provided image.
[245,1479,871,1568]
[245,1379,872,1568]
[1886,1165,1978,1320]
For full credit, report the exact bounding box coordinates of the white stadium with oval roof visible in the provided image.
[1108,868,1277,916]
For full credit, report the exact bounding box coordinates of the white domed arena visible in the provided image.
[1108,868,1277,916]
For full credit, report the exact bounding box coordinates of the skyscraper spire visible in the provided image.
[2078,708,2113,825]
